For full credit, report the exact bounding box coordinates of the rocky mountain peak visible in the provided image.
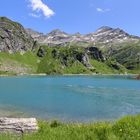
[95,26,113,33]
[26,28,44,38]
[74,32,81,36]
[93,26,128,37]
[47,29,68,36]
[88,26,138,44]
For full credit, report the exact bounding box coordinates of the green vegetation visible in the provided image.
[0,45,139,75]
[37,46,91,74]
[37,46,126,74]
[90,59,127,74]
[0,52,39,74]
[63,61,91,74]
[1,115,140,140]
[103,41,140,73]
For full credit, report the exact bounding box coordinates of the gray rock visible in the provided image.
[0,118,38,133]
[81,53,93,68]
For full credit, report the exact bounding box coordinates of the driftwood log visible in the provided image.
[0,118,38,133]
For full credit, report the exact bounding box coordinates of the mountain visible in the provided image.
[27,27,140,71]
[87,26,139,44]
[0,17,40,75]
[0,17,37,53]
[27,26,140,47]
[0,17,139,75]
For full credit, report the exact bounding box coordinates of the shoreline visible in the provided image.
[0,73,139,77]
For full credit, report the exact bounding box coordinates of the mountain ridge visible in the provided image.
[26,26,140,47]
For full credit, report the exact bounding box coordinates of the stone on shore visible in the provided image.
[0,118,38,133]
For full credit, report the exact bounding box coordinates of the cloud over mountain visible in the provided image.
[28,0,54,18]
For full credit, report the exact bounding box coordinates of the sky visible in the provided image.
[0,0,140,36]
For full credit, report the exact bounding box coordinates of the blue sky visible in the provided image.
[0,0,140,36]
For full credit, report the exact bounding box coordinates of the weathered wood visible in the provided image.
[0,118,38,133]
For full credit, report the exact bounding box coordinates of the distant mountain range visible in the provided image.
[26,26,140,47]
[0,16,140,75]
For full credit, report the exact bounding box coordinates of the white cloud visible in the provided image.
[29,13,41,18]
[96,8,110,13]
[28,0,55,18]
[96,8,104,12]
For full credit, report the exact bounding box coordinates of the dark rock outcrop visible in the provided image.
[76,52,93,68]
[37,47,46,57]
[86,47,105,61]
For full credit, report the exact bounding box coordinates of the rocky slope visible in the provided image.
[0,17,39,74]
[0,17,37,53]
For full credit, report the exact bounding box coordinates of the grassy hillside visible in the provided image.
[37,46,127,74]
[90,59,126,74]
[102,41,140,73]
[1,115,140,140]
[0,52,39,75]
[0,45,138,75]
[37,46,91,74]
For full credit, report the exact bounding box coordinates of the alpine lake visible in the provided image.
[0,75,139,123]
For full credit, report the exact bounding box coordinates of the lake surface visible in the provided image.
[0,75,140,122]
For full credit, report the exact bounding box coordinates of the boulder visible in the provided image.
[0,118,38,133]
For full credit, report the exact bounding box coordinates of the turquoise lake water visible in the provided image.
[0,75,140,122]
